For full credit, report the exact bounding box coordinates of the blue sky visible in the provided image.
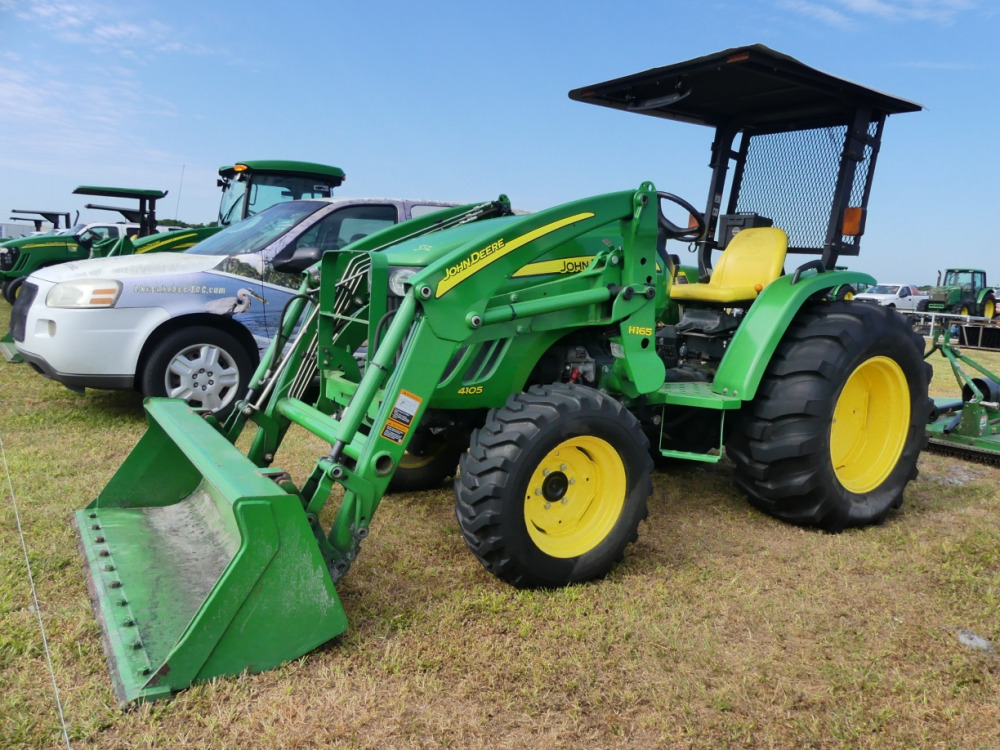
[0,0,995,283]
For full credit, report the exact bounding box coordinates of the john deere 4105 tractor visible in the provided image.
[74,46,930,704]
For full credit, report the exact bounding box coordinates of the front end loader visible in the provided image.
[75,46,931,704]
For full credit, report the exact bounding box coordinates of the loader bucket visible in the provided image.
[75,398,348,705]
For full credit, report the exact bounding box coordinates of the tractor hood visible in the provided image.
[27,252,223,284]
[381,215,523,267]
[1,234,73,250]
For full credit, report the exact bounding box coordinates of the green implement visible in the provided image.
[925,325,1000,462]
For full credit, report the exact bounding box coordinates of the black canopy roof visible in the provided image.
[568,45,922,132]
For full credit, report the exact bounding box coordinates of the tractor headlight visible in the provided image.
[47,279,122,308]
[387,266,420,297]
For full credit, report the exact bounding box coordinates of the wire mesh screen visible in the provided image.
[731,124,874,254]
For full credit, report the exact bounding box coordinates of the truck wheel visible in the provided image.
[2,277,24,305]
[455,383,652,588]
[140,326,253,417]
[388,426,469,493]
[981,294,996,319]
[727,301,930,531]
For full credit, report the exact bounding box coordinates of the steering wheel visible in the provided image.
[657,192,706,241]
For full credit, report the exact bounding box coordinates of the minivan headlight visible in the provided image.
[47,279,122,308]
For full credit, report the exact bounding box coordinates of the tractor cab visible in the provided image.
[216,160,347,227]
[571,44,922,362]
[570,44,922,288]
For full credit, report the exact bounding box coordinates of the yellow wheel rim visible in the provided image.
[398,450,435,470]
[985,300,995,319]
[523,436,626,558]
[830,356,909,493]
[844,291,855,300]
[961,305,971,316]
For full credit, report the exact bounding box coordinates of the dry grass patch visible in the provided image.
[2,302,999,749]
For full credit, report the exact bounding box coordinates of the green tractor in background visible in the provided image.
[0,160,346,361]
[130,159,348,256]
[0,161,345,304]
[924,268,997,318]
[0,185,166,305]
[6,208,73,235]
[74,46,931,704]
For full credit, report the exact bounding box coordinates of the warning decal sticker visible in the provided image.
[380,389,423,444]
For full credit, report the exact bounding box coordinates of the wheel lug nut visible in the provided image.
[543,469,550,476]
[544,502,551,509]
[561,498,568,504]
[560,464,567,471]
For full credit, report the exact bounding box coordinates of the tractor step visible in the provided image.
[659,380,743,409]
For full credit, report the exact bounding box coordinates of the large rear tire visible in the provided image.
[726,301,930,531]
[981,293,996,319]
[455,383,652,588]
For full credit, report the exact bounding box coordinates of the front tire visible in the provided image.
[455,383,652,588]
[727,301,930,531]
[140,326,254,417]
[2,277,24,305]
[388,426,469,493]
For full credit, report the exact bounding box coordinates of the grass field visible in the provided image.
[2,302,999,749]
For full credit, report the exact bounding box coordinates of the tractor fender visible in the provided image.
[976,287,996,305]
[712,269,876,401]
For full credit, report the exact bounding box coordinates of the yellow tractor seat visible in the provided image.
[669,227,788,304]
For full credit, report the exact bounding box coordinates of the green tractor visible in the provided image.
[0,186,166,305]
[0,161,346,361]
[0,161,345,304]
[924,268,996,318]
[128,160,347,256]
[7,208,73,235]
[74,46,931,704]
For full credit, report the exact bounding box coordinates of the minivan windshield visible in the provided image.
[187,200,327,258]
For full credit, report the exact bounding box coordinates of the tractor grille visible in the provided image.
[0,246,18,271]
[10,281,37,342]
[732,122,878,255]
[462,339,509,383]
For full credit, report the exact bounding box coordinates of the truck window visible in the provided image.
[410,204,451,219]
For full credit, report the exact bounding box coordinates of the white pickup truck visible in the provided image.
[854,283,929,311]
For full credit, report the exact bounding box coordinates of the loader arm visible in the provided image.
[248,184,667,575]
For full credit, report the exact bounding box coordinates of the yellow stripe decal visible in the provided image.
[15,241,66,249]
[435,212,594,298]
[136,232,199,253]
[513,255,595,277]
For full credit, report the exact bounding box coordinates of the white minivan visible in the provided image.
[12,197,454,415]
